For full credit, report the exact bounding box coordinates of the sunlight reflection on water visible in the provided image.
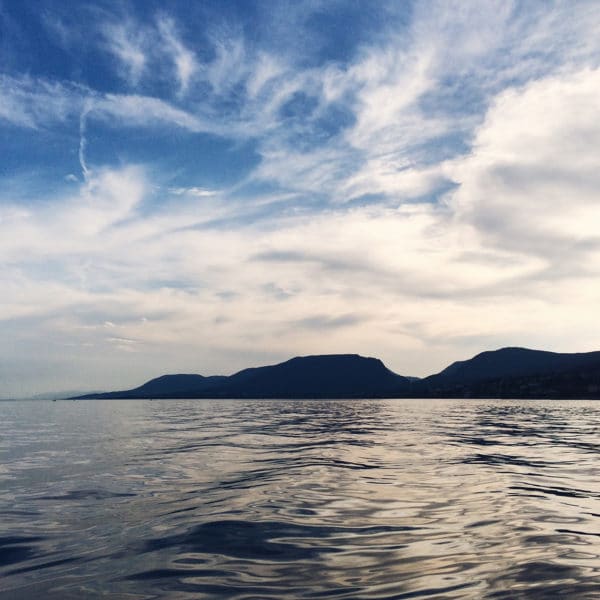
[1,398,599,599]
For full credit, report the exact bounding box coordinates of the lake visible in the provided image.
[1,398,599,599]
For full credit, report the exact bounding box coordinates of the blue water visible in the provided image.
[1,398,599,599]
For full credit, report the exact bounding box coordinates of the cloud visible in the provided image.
[169,187,218,197]
[204,34,248,96]
[95,93,208,132]
[100,11,200,94]
[0,164,148,273]
[0,75,81,128]
[2,147,599,395]
[447,67,600,269]
[101,20,148,85]
[0,74,214,140]
[78,100,92,179]
[156,15,198,95]
[294,314,366,331]
[247,0,600,207]
[246,52,286,99]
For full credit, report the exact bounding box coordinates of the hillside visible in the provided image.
[77,354,411,399]
[74,348,600,400]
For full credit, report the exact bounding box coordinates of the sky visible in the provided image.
[2,0,600,397]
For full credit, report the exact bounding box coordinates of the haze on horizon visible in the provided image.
[2,0,600,398]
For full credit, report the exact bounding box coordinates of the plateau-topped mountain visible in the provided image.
[77,354,411,399]
[73,347,600,400]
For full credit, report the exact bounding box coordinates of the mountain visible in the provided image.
[76,354,412,399]
[76,374,227,399]
[214,354,409,398]
[74,347,600,400]
[421,347,600,398]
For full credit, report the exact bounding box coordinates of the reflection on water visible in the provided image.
[1,398,599,599]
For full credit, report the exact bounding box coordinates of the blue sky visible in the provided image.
[2,0,600,396]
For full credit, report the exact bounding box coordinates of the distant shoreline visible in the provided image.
[68,347,600,401]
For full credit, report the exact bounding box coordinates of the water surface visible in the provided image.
[1,398,599,599]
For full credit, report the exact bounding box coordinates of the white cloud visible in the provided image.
[447,67,600,264]
[168,187,218,197]
[95,93,208,132]
[246,52,286,99]
[157,15,198,95]
[204,34,248,96]
[0,75,81,128]
[254,0,600,206]
[0,165,148,269]
[3,123,599,395]
[102,20,148,86]
[0,74,214,138]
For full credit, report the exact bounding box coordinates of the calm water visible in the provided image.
[1,399,600,599]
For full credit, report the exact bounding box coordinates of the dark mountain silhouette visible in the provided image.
[427,347,600,384]
[216,354,408,398]
[74,347,600,400]
[96,374,228,399]
[420,347,600,398]
[76,354,411,399]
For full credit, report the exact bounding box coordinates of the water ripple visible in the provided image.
[1,398,600,598]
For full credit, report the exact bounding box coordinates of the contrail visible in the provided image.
[79,99,93,181]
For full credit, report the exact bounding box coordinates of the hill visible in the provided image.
[421,347,600,398]
[76,354,411,399]
[74,347,600,400]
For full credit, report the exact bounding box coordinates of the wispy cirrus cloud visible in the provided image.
[156,15,198,95]
[0,75,199,129]
[168,187,218,197]
[0,74,81,128]
[99,9,200,94]
[101,19,148,86]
